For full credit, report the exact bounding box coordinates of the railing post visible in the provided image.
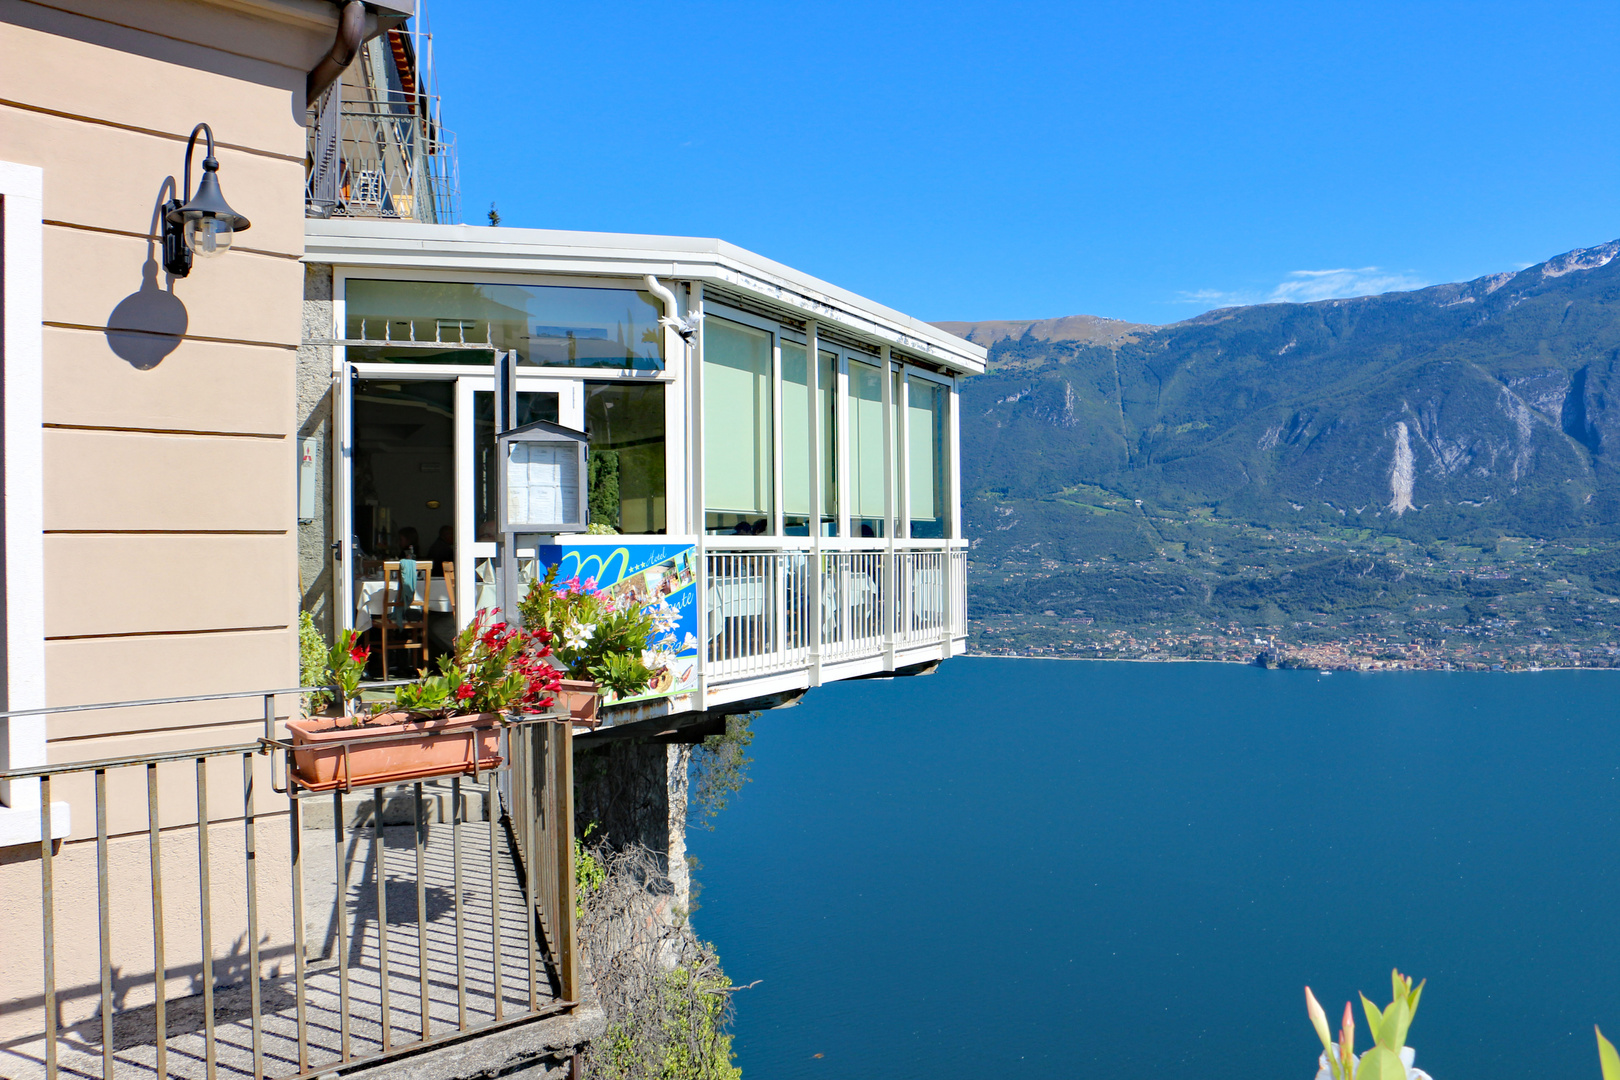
[289,788,308,1075]
[197,757,217,1080]
[772,550,788,670]
[95,769,113,1080]
[147,764,167,1080]
[551,720,577,1001]
[39,775,56,1080]
[243,753,263,1080]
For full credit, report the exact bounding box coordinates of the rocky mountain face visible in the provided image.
[954,239,1620,543]
[933,313,1149,349]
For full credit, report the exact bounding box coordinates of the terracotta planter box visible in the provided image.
[557,679,600,723]
[286,711,503,792]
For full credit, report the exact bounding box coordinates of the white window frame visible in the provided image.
[331,267,683,629]
[333,266,680,383]
[698,303,780,536]
[0,161,63,845]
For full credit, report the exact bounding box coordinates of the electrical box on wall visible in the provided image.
[298,437,320,522]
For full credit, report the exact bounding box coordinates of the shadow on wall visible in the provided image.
[105,178,188,370]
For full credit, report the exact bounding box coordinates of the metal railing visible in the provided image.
[307,86,458,223]
[0,687,575,1080]
[704,543,967,684]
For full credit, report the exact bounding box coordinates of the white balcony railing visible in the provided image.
[702,543,967,687]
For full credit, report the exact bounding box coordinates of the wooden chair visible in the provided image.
[373,560,430,678]
[441,562,457,626]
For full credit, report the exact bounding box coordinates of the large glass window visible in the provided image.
[703,318,774,535]
[353,379,457,558]
[584,382,666,534]
[345,279,664,370]
[474,390,559,540]
[907,376,949,538]
[848,360,894,538]
[781,344,838,536]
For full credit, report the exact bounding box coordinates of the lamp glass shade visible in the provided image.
[184,216,234,258]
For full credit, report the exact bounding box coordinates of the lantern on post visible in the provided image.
[496,418,589,621]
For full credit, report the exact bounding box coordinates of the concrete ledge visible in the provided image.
[298,781,491,831]
[339,1003,606,1080]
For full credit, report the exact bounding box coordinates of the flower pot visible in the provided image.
[557,679,599,723]
[285,711,502,792]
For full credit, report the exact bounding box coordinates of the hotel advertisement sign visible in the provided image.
[532,542,699,706]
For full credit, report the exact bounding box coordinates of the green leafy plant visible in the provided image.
[298,610,332,711]
[588,449,621,530]
[1305,969,1424,1080]
[385,611,561,718]
[323,628,369,718]
[517,564,663,699]
[575,822,606,919]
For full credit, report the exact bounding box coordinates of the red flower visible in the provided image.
[455,683,476,701]
[349,646,369,663]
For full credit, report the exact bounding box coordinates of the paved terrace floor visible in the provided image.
[2,811,567,1080]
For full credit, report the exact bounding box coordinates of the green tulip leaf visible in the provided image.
[1598,1026,1620,1080]
[1380,997,1411,1050]
[1354,1046,1407,1080]
[1360,995,1384,1044]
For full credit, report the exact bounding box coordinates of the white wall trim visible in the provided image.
[0,160,64,844]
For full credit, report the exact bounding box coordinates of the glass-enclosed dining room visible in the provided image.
[336,272,675,653]
[330,272,959,655]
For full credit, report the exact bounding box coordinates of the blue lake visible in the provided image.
[688,658,1620,1079]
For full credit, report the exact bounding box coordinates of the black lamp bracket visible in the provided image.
[161,124,214,278]
[161,123,249,278]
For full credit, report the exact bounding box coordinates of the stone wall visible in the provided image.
[574,740,691,912]
[298,264,336,638]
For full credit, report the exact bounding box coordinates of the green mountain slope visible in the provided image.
[948,240,1620,665]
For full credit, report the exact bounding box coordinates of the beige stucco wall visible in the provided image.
[0,1,319,761]
[0,0,352,1046]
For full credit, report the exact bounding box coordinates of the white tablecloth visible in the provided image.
[355,577,452,632]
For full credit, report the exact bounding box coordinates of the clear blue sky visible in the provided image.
[424,1,1619,326]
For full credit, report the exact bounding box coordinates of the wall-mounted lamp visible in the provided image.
[162,123,251,278]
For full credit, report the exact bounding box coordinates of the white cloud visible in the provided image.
[1173,287,1253,307]
[1266,267,1428,303]
[1173,266,1429,310]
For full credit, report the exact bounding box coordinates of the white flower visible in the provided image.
[563,621,595,650]
[648,600,680,634]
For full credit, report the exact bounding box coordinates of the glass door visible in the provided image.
[453,374,581,622]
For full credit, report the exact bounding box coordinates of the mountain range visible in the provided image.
[947,239,1620,541]
[940,239,1620,657]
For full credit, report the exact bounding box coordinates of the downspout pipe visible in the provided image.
[643,275,681,332]
[307,1,367,109]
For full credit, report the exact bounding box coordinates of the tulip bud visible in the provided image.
[1305,987,1333,1053]
[1339,1001,1355,1077]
